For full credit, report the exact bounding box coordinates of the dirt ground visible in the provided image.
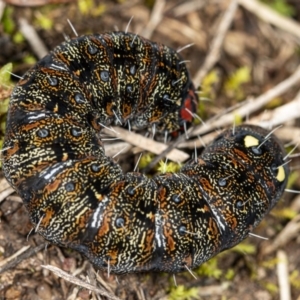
[0,0,300,299]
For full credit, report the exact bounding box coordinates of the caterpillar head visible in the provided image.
[201,125,289,232]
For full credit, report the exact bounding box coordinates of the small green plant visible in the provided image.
[231,242,256,255]
[22,55,37,65]
[78,0,106,16]
[201,69,219,101]
[157,160,181,173]
[224,66,251,101]
[138,153,155,169]
[272,207,297,219]
[2,6,15,34]
[224,268,235,280]
[0,63,13,87]
[290,270,300,290]
[195,257,223,279]
[261,0,295,17]
[168,285,199,300]
[261,257,278,269]
[0,63,14,168]
[34,13,53,30]
[264,281,278,294]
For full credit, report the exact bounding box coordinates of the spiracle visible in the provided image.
[2,32,289,274]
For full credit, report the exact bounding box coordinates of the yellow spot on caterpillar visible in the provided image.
[276,165,285,182]
[244,135,259,148]
[62,153,68,161]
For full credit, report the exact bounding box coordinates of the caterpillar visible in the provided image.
[2,31,289,274]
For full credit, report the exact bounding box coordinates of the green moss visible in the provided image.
[34,13,53,30]
[263,282,278,294]
[138,153,155,169]
[231,242,256,255]
[233,113,243,126]
[195,257,223,279]
[13,31,25,44]
[261,257,278,269]
[78,0,106,16]
[2,6,15,34]
[157,160,181,173]
[224,66,251,101]
[168,285,199,300]
[224,268,235,280]
[23,55,37,65]
[0,63,14,169]
[272,207,297,219]
[261,0,295,17]
[265,97,283,109]
[287,170,299,189]
[201,70,219,101]
[290,270,300,289]
[0,63,13,86]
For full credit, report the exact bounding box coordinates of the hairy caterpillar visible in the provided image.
[2,32,289,274]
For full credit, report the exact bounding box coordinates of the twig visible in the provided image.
[0,177,12,193]
[238,0,300,41]
[0,0,5,21]
[158,17,206,50]
[141,0,166,39]
[104,142,131,157]
[0,187,15,203]
[102,127,189,162]
[193,0,238,85]
[42,265,121,300]
[18,18,48,59]
[290,195,300,213]
[196,282,230,297]
[0,244,45,274]
[172,0,205,17]
[0,245,30,268]
[192,65,300,137]
[277,250,291,300]
[249,94,300,129]
[263,215,300,255]
[141,133,188,173]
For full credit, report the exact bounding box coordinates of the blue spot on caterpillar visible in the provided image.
[2,32,289,274]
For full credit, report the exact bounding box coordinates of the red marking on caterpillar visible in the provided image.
[2,32,289,274]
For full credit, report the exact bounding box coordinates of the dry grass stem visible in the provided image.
[103,126,190,162]
[42,265,122,300]
[192,65,300,137]
[277,250,291,300]
[249,95,300,129]
[0,245,30,268]
[0,186,14,202]
[158,17,206,50]
[0,0,5,21]
[263,215,300,255]
[18,18,48,59]
[193,0,238,85]
[141,0,166,39]
[172,0,206,17]
[104,142,132,157]
[238,0,300,41]
[0,177,12,192]
[0,244,45,274]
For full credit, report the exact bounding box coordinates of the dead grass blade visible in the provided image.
[42,265,122,300]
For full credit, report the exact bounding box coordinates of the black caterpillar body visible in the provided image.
[2,32,289,274]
